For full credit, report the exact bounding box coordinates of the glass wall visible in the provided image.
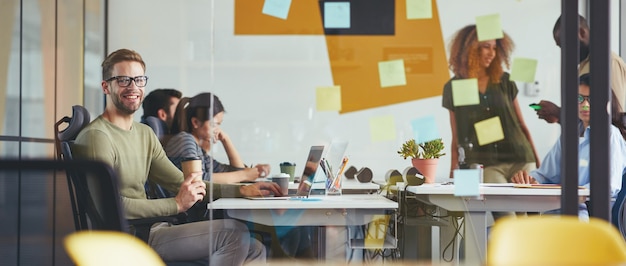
[0,0,105,265]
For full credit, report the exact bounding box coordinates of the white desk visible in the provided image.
[210,194,397,226]
[406,183,590,264]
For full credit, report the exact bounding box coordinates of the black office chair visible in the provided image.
[612,172,626,239]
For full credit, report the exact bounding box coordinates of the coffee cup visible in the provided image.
[279,162,296,182]
[272,173,290,195]
[181,159,203,181]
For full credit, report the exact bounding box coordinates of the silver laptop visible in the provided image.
[247,145,324,200]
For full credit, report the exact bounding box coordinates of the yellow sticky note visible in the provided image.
[316,86,342,111]
[370,115,396,142]
[451,78,480,106]
[364,215,391,248]
[475,14,503,41]
[378,59,407,88]
[406,0,432,19]
[510,57,538,83]
[474,116,504,146]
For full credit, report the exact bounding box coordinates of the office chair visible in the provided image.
[65,231,165,266]
[614,172,626,238]
[487,215,626,265]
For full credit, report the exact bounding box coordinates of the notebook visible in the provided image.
[246,145,325,200]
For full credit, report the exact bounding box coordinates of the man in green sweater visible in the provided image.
[74,48,281,264]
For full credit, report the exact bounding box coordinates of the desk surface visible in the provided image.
[209,194,397,210]
[288,178,380,190]
[406,183,590,196]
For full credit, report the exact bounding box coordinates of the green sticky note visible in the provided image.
[454,169,480,196]
[324,2,351,29]
[378,59,407,88]
[451,78,480,106]
[475,14,503,41]
[474,116,505,146]
[406,0,432,20]
[510,57,538,83]
[370,115,396,142]
[262,0,292,20]
[316,86,342,111]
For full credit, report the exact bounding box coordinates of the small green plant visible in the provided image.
[398,138,446,159]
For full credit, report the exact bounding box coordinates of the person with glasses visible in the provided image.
[441,25,540,197]
[535,14,626,124]
[74,48,282,264]
[511,73,626,220]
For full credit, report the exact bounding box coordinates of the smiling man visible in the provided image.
[74,48,280,264]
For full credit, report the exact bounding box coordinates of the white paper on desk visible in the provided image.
[481,183,515,187]
[454,169,480,196]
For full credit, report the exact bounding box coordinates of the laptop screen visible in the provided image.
[295,145,325,196]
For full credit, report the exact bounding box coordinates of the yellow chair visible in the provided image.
[487,215,626,266]
[64,231,165,266]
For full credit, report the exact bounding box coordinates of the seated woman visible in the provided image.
[164,92,270,183]
[165,92,314,258]
[510,73,626,220]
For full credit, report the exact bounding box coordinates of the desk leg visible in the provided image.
[464,211,487,264]
[317,226,325,260]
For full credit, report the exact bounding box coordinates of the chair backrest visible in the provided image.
[0,160,128,233]
[487,215,626,265]
[54,105,91,230]
[611,172,626,237]
[142,116,167,141]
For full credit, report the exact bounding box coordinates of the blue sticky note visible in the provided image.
[324,2,350,29]
[453,169,480,196]
[262,0,292,20]
[410,116,440,144]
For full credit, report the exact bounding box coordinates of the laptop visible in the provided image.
[246,145,324,200]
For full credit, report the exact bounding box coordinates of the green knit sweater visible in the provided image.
[74,116,241,219]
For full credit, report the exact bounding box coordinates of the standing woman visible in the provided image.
[165,92,270,183]
[442,25,540,185]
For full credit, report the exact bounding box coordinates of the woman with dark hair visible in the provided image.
[165,92,270,183]
[442,24,539,184]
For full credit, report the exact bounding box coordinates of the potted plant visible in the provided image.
[397,138,445,183]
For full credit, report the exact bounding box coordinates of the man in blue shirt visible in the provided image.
[511,73,626,220]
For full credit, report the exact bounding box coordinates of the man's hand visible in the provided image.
[537,100,560,124]
[174,172,206,213]
[240,182,282,197]
[510,170,538,184]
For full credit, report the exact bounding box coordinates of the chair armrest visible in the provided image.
[128,215,182,243]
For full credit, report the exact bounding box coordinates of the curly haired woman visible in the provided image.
[441,25,540,197]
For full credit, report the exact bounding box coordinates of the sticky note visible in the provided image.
[378,59,407,88]
[411,115,439,144]
[324,2,351,29]
[316,86,342,111]
[474,116,505,146]
[475,14,503,41]
[454,169,480,196]
[262,0,292,20]
[510,57,538,83]
[406,0,432,19]
[451,78,480,106]
[370,115,396,142]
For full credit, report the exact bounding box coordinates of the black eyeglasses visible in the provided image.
[578,94,590,104]
[105,76,148,87]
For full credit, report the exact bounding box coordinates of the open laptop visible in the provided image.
[246,145,324,200]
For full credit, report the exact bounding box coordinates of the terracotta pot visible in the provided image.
[411,158,439,183]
